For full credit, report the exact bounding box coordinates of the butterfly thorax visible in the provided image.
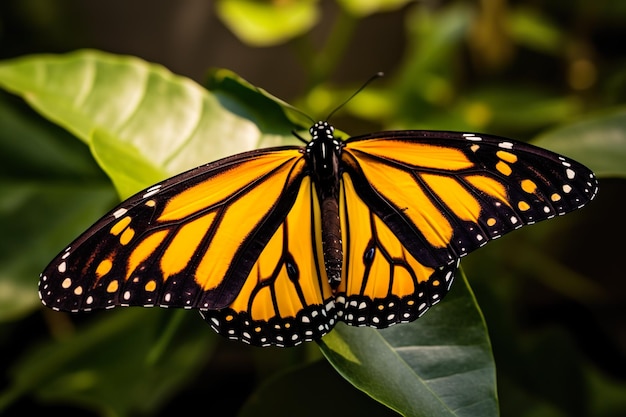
[305,121,343,288]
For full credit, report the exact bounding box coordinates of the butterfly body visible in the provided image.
[39,122,598,347]
[306,122,344,286]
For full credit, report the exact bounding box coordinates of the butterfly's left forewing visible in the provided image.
[40,148,310,313]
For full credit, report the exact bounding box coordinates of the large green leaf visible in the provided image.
[319,270,498,417]
[0,50,297,198]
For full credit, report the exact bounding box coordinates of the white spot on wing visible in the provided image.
[142,184,162,199]
[463,133,483,141]
[113,208,128,219]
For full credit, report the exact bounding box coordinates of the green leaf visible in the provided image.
[337,0,414,17]
[319,270,498,417]
[216,0,320,47]
[90,128,166,200]
[0,50,297,198]
[206,67,311,136]
[532,107,626,178]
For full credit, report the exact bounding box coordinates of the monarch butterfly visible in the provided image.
[39,114,598,347]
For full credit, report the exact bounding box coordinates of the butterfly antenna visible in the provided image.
[325,72,384,121]
[283,101,316,125]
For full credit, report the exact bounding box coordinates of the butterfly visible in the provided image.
[39,121,598,347]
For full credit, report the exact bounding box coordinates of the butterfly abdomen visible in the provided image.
[321,197,342,287]
[306,121,344,287]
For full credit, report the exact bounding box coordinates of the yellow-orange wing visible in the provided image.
[337,130,598,327]
[39,147,335,346]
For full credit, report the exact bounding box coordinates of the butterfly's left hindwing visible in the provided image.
[39,147,309,313]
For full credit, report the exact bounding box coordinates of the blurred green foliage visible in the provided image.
[0,1,624,416]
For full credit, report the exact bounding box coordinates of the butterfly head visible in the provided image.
[309,121,334,140]
[307,121,342,150]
